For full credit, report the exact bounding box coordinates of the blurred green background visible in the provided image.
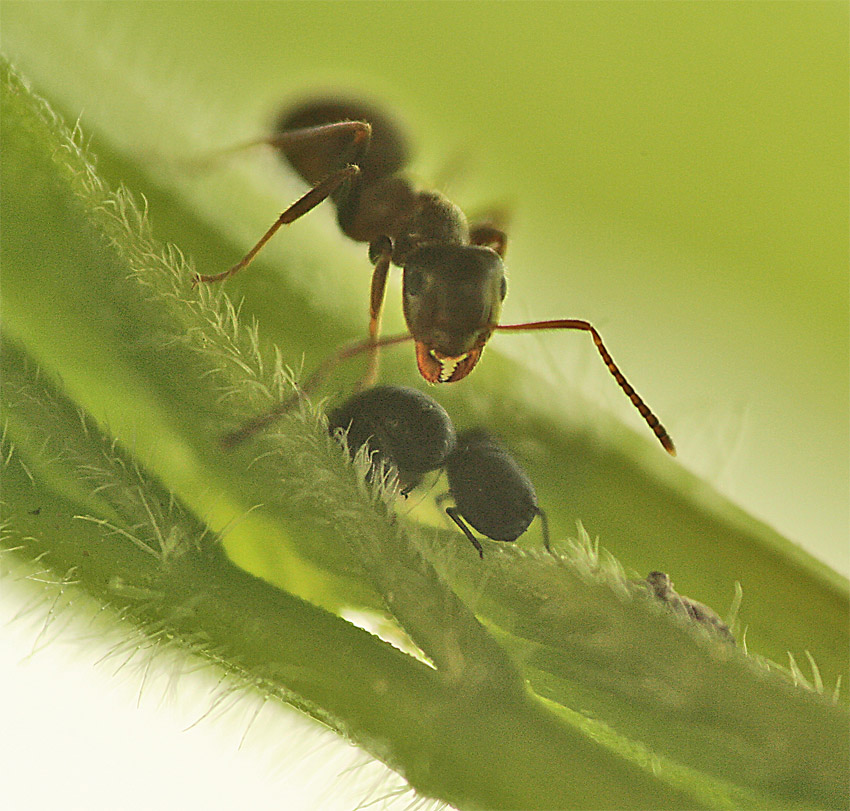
[4,0,846,577]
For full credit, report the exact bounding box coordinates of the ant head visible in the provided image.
[402,245,506,383]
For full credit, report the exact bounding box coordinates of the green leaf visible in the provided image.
[1,8,848,809]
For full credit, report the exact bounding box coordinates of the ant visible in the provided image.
[194,96,675,455]
[329,386,548,558]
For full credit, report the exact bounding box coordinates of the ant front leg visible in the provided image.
[220,332,414,449]
[193,121,372,286]
[357,236,394,390]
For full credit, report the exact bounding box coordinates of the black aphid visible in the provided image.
[328,385,455,493]
[443,429,549,558]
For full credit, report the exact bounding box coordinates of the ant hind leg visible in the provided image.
[193,120,373,286]
[276,97,410,185]
[193,163,363,285]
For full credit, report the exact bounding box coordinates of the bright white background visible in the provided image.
[0,573,420,811]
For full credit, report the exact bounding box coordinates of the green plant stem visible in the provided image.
[2,337,697,811]
[2,49,848,811]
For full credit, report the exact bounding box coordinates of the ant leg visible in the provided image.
[220,332,413,449]
[495,319,675,455]
[446,507,485,559]
[358,237,394,390]
[266,120,371,152]
[469,224,508,258]
[536,507,553,556]
[193,164,361,285]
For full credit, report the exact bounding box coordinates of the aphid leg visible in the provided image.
[358,237,393,390]
[495,319,675,455]
[445,507,484,559]
[469,224,508,259]
[536,507,552,556]
[193,164,361,286]
[220,332,413,449]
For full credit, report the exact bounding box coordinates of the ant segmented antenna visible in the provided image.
[496,320,675,455]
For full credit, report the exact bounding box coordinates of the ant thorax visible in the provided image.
[391,190,470,263]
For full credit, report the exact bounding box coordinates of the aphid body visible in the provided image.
[328,388,548,557]
[643,571,735,645]
[327,385,455,493]
[444,429,549,558]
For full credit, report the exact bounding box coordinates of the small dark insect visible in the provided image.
[194,96,675,455]
[642,571,735,645]
[328,385,456,494]
[328,387,547,557]
[442,429,549,559]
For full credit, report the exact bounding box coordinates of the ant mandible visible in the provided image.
[193,97,675,455]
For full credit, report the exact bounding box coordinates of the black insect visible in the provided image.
[327,385,455,494]
[194,95,675,455]
[328,387,548,558]
[442,429,550,559]
[641,571,735,645]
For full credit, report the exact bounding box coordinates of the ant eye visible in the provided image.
[500,277,507,301]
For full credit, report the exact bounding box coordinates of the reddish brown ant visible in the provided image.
[194,97,675,455]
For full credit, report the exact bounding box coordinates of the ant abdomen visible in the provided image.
[274,97,410,187]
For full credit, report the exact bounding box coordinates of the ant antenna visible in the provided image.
[496,319,675,455]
